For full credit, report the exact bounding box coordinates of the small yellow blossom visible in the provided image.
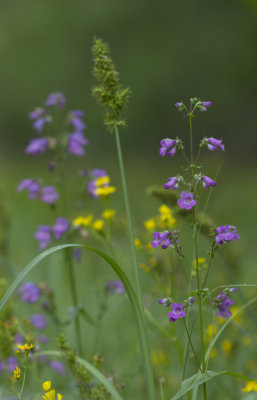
[42,381,52,392]
[193,258,206,269]
[140,263,150,273]
[221,339,233,354]
[57,394,63,400]
[242,381,257,393]
[17,343,34,352]
[102,209,115,220]
[95,176,110,187]
[159,204,172,215]
[134,238,141,247]
[13,366,21,380]
[73,215,93,228]
[43,389,56,400]
[144,218,156,231]
[151,350,169,366]
[92,219,105,231]
[95,186,116,197]
[146,241,153,250]
[230,306,243,324]
[206,324,218,338]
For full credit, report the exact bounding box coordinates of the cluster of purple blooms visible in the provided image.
[151,230,180,249]
[34,218,69,250]
[19,282,41,303]
[215,225,240,245]
[214,289,236,318]
[17,179,59,205]
[27,92,89,157]
[175,100,212,113]
[105,280,124,295]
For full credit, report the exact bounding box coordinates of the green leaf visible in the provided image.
[35,350,124,400]
[171,370,252,400]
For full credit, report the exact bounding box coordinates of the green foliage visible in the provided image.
[92,38,130,132]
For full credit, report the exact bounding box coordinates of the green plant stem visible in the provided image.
[19,353,28,399]
[189,114,207,400]
[182,319,202,372]
[65,248,83,357]
[114,124,156,400]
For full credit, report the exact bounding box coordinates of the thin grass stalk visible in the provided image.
[114,123,156,400]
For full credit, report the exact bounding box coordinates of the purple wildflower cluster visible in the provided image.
[34,218,69,250]
[19,282,41,304]
[215,225,240,245]
[214,289,236,318]
[151,230,179,249]
[168,303,186,322]
[160,138,181,157]
[87,169,111,198]
[177,191,197,210]
[105,280,125,295]
[17,179,59,205]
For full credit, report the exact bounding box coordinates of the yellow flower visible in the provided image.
[13,366,21,380]
[95,176,110,187]
[151,350,169,366]
[193,258,206,269]
[221,339,233,354]
[206,324,218,338]
[92,219,105,231]
[134,238,141,248]
[57,394,63,400]
[242,381,257,393]
[95,186,116,197]
[230,306,243,324]
[73,215,93,227]
[42,381,52,392]
[144,218,156,231]
[140,263,150,273]
[17,343,34,352]
[43,389,55,400]
[159,204,172,215]
[102,209,115,220]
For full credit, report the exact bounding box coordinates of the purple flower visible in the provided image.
[207,137,225,152]
[33,117,50,133]
[189,296,195,305]
[69,110,86,132]
[18,282,41,304]
[45,92,66,109]
[215,225,240,245]
[105,280,124,295]
[151,231,171,249]
[34,225,51,250]
[175,102,182,107]
[50,360,65,375]
[68,132,89,156]
[29,108,46,120]
[38,335,49,344]
[25,138,48,155]
[17,179,41,199]
[215,291,234,318]
[40,186,59,204]
[14,334,23,345]
[177,191,197,210]
[160,138,178,157]
[30,314,48,330]
[88,180,98,198]
[158,298,171,307]
[168,303,186,322]
[52,218,69,239]
[201,101,212,111]
[8,357,18,372]
[163,177,179,190]
[201,176,216,189]
[91,169,107,177]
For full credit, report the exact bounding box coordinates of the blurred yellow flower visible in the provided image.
[151,350,169,366]
[206,324,218,338]
[43,390,56,400]
[140,263,150,273]
[102,209,115,220]
[221,339,233,354]
[17,343,34,352]
[95,176,110,187]
[144,218,156,231]
[13,366,21,380]
[42,381,51,392]
[230,306,243,324]
[95,186,116,197]
[209,348,217,359]
[134,238,141,247]
[242,336,251,346]
[92,219,105,231]
[242,381,257,393]
[159,204,172,215]
[57,394,63,400]
[73,215,93,227]
[193,258,206,269]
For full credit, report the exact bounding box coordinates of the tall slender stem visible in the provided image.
[19,353,28,399]
[183,319,202,372]
[114,124,156,400]
[189,115,207,400]
[66,248,83,356]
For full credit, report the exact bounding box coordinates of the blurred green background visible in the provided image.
[0,0,257,398]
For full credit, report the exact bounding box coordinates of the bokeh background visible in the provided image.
[0,0,257,398]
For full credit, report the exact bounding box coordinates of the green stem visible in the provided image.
[114,124,156,400]
[66,248,83,356]
[19,353,28,399]
[183,319,202,372]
